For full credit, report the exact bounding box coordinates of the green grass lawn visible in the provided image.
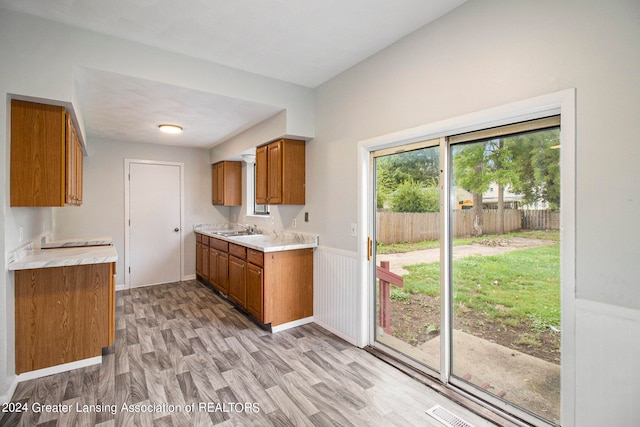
[376,230,559,254]
[400,243,560,329]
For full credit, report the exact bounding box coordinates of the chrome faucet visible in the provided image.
[238,224,259,234]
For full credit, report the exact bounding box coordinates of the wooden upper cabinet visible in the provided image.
[255,138,305,205]
[65,113,83,205]
[255,145,268,205]
[212,161,242,206]
[10,99,84,207]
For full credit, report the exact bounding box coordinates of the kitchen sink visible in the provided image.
[212,230,260,237]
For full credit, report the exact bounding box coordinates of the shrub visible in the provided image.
[391,179,439,212]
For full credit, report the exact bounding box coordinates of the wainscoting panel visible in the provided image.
[313,246,360,345]
[574,299,640,427]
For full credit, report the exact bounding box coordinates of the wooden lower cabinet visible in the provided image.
[15,262,115,374]
[196,233,313,327]
[246,263,264,320]
[262,249,313,326]
[228,255,246,306]
[209,248,229,294]
[201,237,210,281]
[218,252,229,294]
[196,241,202,276]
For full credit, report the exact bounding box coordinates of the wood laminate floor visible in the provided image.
[2,280,497,426]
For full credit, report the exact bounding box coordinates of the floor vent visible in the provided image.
[426,405,475,427]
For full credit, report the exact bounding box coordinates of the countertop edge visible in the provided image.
[196,229,318,252]
[9,246,119,271]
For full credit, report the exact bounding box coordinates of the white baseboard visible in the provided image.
[271,316,314,333]
[183,274,196,281]
[16,357,102,383]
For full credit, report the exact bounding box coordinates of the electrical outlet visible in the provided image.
[292,218,297,228]
[350,223,357,237]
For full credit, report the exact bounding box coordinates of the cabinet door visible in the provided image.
[211,163,220,204]
[267,140,283,204]
[202,245,210,281]
[246,263,264,321]
[228,255,246,306]
[75,136,83,204]
[255,145,268,205]
[196,242,203,277]
[109,262,116,345]
[65,118,83,206]
[216,163,225,204]
[15,263,111,373]
[209,248,219,287]
[65,113,76,204]
[10,100,66,206]
[218,252,229,294]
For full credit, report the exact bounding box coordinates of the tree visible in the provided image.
[505,129,560,209]
[453,127,561,236]
[453,137,517,235]
[452,142,489,236]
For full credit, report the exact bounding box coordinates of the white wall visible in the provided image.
[52,138,224,285]
[309,0,640,425]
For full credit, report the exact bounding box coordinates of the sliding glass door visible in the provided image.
[372,140,443,374]
[371,119,561,426]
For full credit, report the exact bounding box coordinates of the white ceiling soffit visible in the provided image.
[0,0,467,88]
[74,68,283,148]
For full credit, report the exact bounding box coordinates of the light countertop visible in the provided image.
[9,245,118,271]
[194,224,318,253]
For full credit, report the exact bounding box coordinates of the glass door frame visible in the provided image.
[368,138,447,382]
[358,89,576,427]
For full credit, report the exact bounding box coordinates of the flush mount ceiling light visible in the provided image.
[158,124,183,134]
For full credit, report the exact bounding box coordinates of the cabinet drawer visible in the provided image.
[210,237,228,251]
[247,248,263,267]
[196,233,202,243]
[229,243,246,259]
[201,235,210,246]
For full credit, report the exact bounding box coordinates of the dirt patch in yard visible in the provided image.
[389,293,561,364]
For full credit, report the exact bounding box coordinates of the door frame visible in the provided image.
[357,89,576,426]
[124,159,185,289]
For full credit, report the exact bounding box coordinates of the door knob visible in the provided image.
[174,227,180,232]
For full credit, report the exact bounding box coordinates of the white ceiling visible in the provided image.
[74,68,283,148]
[1,0,467,148]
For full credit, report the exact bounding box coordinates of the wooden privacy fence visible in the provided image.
[376,209,558,244]
[521,209,560,230]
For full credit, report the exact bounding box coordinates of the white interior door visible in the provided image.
[128,161,182,287]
